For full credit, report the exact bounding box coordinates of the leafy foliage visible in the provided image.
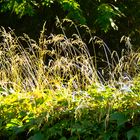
[1,0,140,53]
[1,78,140,139]
[0,0,126,31]
[0,0,36,17]
[59,0,86,24]
[96,3,124,32]
[0,0,85,24]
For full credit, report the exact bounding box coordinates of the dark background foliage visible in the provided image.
[0,0,140,52]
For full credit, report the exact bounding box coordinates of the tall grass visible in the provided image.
[0,21,140,92]
[0,23,100,92]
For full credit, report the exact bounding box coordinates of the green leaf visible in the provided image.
[28,132,44,140]
[15,126,25,134]
[60,0,86,24]
[60,137,67,140]
[127,127,140,140]
[103,132,111,140]
[127,129,135,140]
[6,118,23,129]
[110,112,129,126]
[68,136,78,140]
[96,3,123,32]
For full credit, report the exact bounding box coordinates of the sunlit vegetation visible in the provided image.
[0,20,140,139]
[0,0,140,140]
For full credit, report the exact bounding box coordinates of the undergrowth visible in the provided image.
[0,21,140,140]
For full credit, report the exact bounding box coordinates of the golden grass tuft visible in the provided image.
[0,25,99,92]
[0,22,140,92]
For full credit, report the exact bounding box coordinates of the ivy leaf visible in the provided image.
[127,127,140,140]
[110,112,129,126]
[28,132,44,140]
